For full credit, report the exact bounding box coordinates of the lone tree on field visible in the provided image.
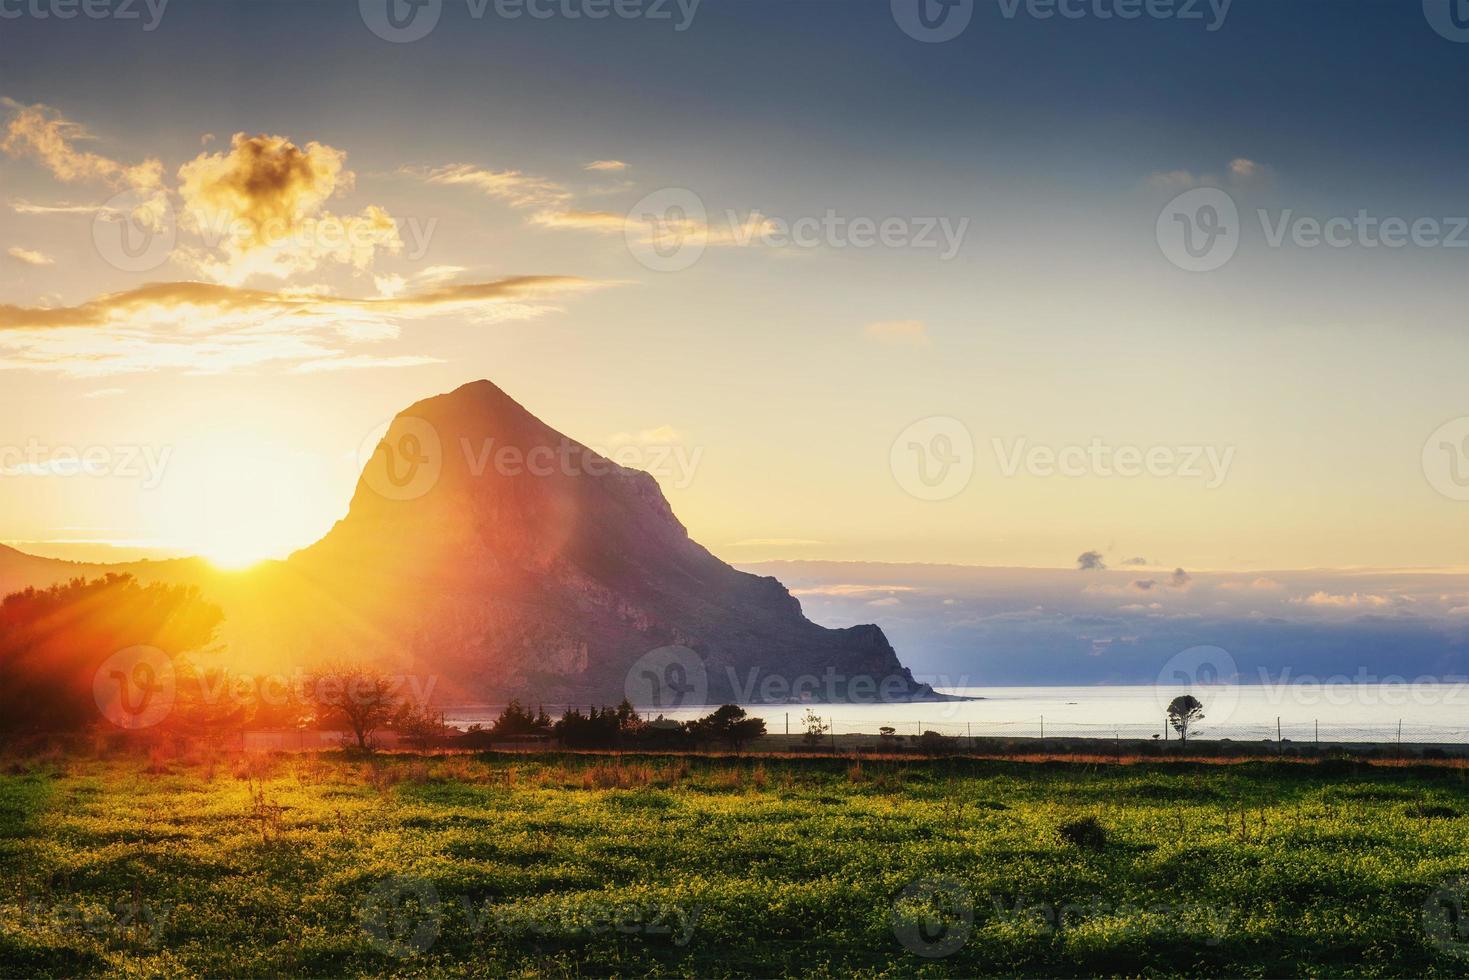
[1167,694,1205,743]
[309,664,399,751]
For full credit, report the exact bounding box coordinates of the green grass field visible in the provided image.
[4,750,1469,977]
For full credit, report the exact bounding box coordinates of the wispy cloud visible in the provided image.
[0,275,602,377]
[1146,157,1273,191]
[7,246,53,266]
[416,163,572,210]
[584,160,628,172]
[1,97,162,193]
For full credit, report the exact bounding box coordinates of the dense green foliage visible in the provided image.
[3,751,1469,977]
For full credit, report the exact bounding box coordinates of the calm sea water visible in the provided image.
[445,683,1469,744]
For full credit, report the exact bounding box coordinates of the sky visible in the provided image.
[2,0,1468,575]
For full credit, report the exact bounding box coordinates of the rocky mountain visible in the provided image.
[0,381,941,706]
[286,380,938,704]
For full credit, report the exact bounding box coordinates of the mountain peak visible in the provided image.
[289,382,939,704]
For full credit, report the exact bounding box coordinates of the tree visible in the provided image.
[490,700,550,739]
[394,701,447,748]
[1167,694,1205,743]
[689,704,766,751]
[308,664,399,751]
[801,708,830,748]
[0,574,222,736]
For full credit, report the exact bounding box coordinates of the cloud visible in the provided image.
[417,163,571,210]
[7,247,53,266]
[0,275,600,377]
[867,597,902,607]
[1292,591,1395,609]
[1131,579,1156,591]
[1120,556,1150,567]
[289,354,444,374]
[863,320,931,348]
[1170,567,1192,588]
[10,200,106,215]
[1,98,162,193]
[1145,157,1272,191]
[790,584,916,597]
[177,133,402,283]
[1077,550,1107,571]
[528,208,626,232]
[584,160,628,172]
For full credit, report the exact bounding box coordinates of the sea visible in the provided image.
[443,682,1469,744]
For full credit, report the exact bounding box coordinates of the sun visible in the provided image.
[204,544,272,571]
[137,435,344,572]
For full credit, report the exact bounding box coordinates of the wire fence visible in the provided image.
[442,706,1469,746]
[785,717,1469,745]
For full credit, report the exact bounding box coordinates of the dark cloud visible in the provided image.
[1120,556,1150,567]
[1076,550,1107,571]
[1170,568,1192,588]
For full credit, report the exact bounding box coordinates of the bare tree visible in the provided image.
[1167,694,1205,743]
[309,664,399,751]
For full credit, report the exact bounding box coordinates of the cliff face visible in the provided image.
[286,380,937,704]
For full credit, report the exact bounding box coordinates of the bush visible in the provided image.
[912,730,959,755]
[1058,815,1108,849]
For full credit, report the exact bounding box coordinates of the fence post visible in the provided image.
[830,718,837,753]
[967,722,973,752]
[1315,719,1318,745]
[1040,715,1044,740]
[785,713,789,736]
[1277,716,1282,756]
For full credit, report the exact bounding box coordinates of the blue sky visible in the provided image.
[1,0,1467,576]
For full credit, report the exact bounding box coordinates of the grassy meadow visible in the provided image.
[4,749,1469,977]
